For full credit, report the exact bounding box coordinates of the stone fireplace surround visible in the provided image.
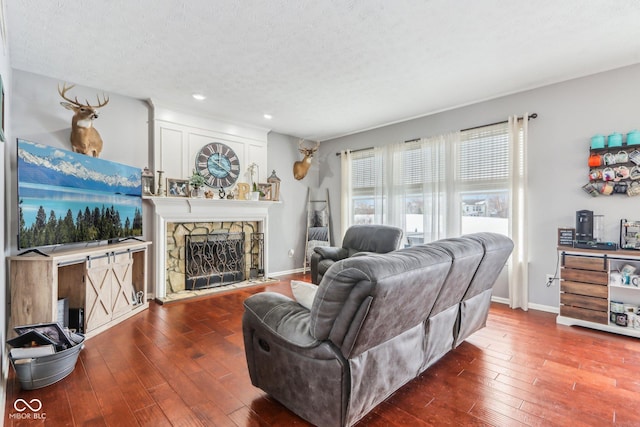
[146,197,272,300]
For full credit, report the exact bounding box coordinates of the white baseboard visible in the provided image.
[491,296,559,314]
[528,302,559,314]
[269,267,306,277]
[491,296,510,305]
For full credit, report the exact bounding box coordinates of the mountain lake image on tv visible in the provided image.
[17,139,143,249]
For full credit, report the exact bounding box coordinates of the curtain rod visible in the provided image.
[461,112,537,132]
[335,113,538,156]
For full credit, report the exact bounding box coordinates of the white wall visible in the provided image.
[266,132,321,274]
[12,71,149,165]
[150,103,269,185]
[317,63,640,309]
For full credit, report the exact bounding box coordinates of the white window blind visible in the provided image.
[351,150,377,190]
[458,123,509,183]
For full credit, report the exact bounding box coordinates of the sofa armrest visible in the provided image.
[314,246,349,261]
[350,251,373,258]
[243,291,321,348]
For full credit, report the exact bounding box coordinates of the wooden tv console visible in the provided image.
[9,240,151,339]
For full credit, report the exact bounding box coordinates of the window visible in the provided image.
[350,150,378,225]
[346,123,512,244]
[457,123,511,237]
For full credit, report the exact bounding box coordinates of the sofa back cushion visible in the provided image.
[311,244,452,359]
[462,233,514,300]
[429,237,484,316]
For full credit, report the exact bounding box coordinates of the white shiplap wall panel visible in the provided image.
[152,104,268,189]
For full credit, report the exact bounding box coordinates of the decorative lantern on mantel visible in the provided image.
[141,167,155,196]
[267,170,281,201]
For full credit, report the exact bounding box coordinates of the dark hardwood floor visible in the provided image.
[5,273,640,426]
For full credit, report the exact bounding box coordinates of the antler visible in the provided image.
[58,82,109,108]
[298,139,320,153]
[91,93,110,108]
[58,83,82,106]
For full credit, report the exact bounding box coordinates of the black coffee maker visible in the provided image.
[576,210,593,242]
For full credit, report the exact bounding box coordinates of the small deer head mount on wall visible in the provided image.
[58,83,109,157]
[293,139,320,180]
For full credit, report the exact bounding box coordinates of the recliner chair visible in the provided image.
[310,224,403,284]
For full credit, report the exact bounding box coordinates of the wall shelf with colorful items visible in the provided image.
[583,130,640,197]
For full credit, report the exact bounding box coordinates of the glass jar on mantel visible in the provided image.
[190,186,205,198]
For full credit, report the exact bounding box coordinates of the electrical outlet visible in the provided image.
[545,274,555,286]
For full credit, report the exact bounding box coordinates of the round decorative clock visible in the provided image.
[195,142,241,188]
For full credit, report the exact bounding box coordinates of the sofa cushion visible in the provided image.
[290,280,318,310]
[429,237,484,316]
[312,244,453,358]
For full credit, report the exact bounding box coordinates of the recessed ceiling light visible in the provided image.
[263,114,272,120]
[192,93,206,101]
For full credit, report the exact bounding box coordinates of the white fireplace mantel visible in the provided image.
[145,197,277,299]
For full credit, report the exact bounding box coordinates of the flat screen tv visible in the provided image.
[17,139,143,250]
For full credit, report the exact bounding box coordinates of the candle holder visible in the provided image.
[156,170,165,196]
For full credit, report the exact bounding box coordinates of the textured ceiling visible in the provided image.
[6,1,640,141]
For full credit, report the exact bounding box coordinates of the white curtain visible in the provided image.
[357,132,460,244]
[507,114,529,310]
[428,132,460,240]
[372,143,403,228]
[340,149,352,240]
[340,119,529,310]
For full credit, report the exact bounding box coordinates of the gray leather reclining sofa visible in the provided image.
[242,232,514,427]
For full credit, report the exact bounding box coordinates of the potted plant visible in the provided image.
[252,182,265,199]
[189,169,206,197]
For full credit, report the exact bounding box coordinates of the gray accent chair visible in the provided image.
[310,224,404,284]
[242,232,513,427]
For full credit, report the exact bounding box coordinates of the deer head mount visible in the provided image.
[293,139,320,180]
[58,83,109,157]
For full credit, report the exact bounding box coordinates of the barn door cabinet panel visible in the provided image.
[85,255,113,331]
[557,247,640,338]
[85,251,137,332]
[9,241,150,339]
[559,253,609,325]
